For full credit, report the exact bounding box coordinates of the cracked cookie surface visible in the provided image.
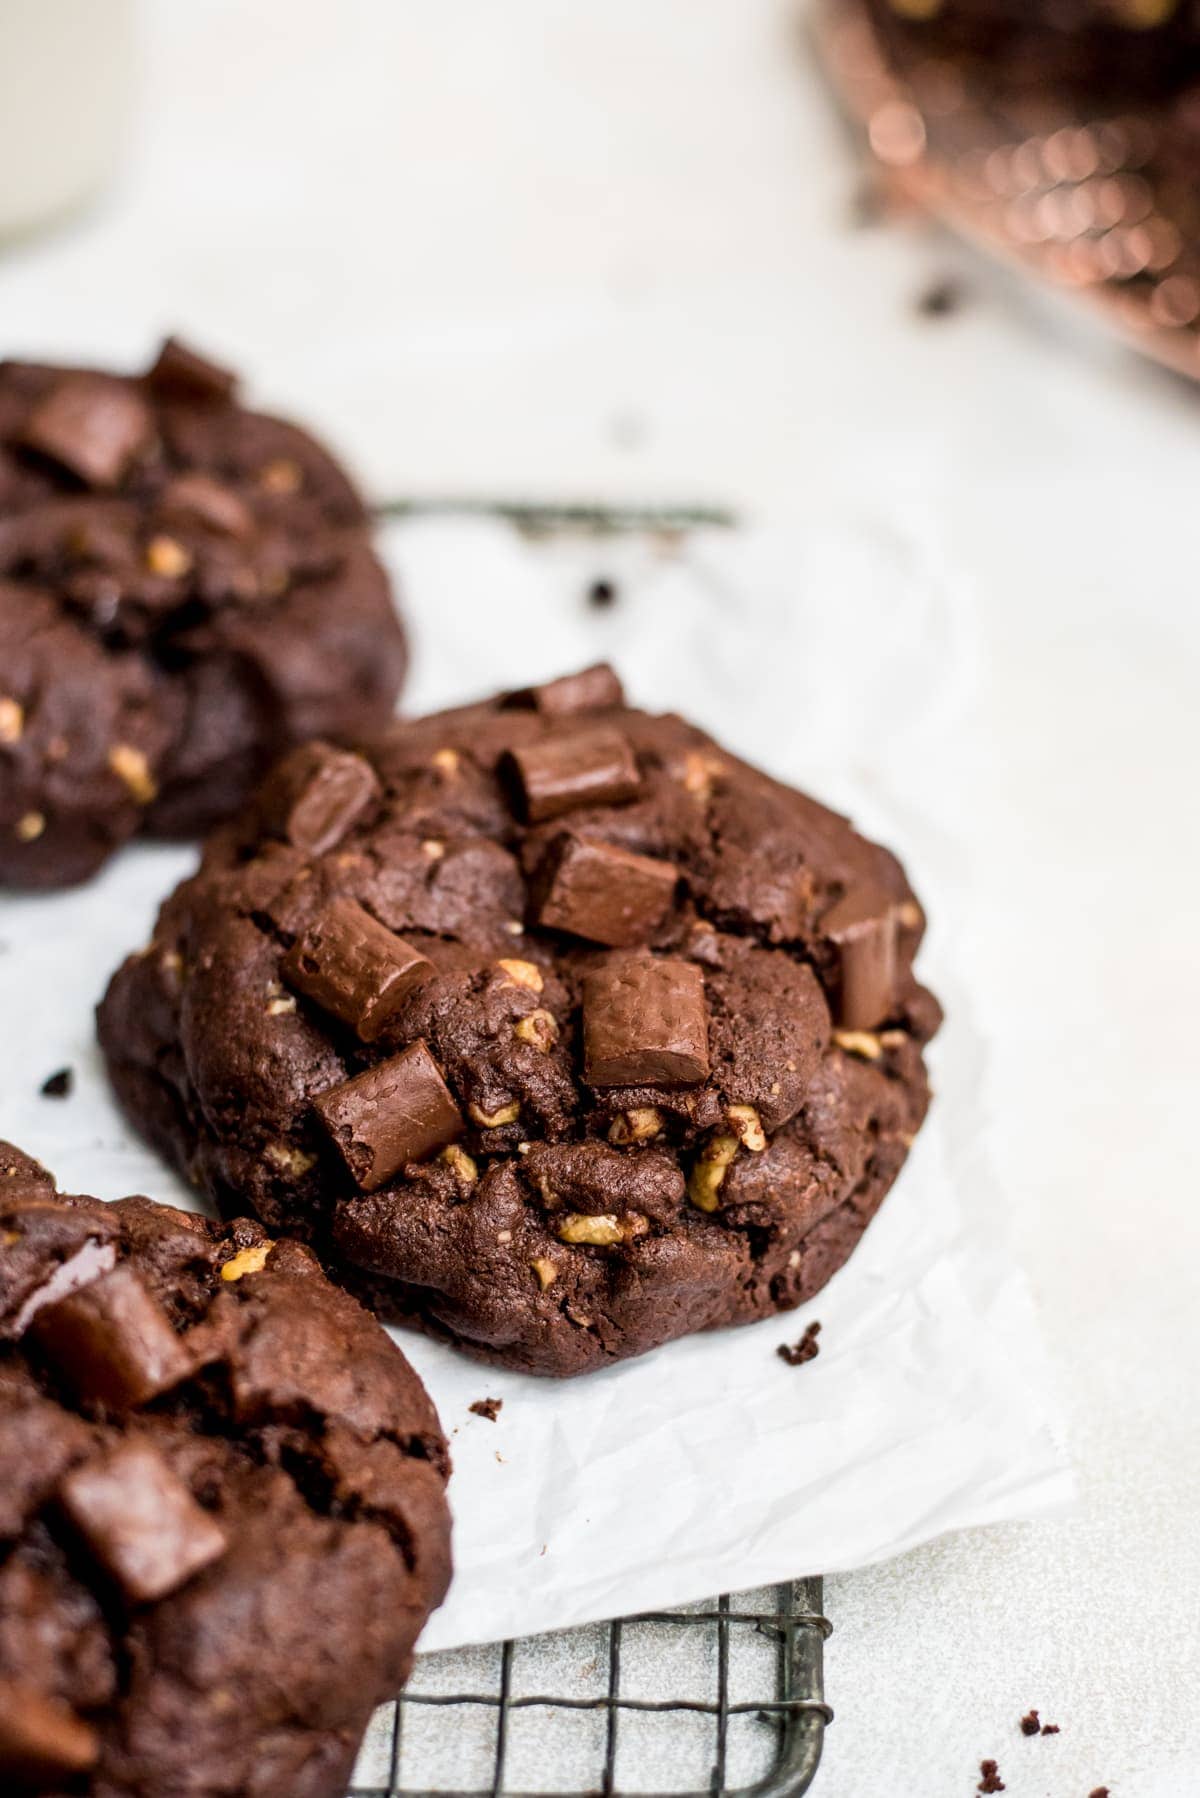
[99,666,942,1377]
[0,1142,450,1797]
[0,339,406,888]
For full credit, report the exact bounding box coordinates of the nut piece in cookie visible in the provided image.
[314,1039,464,1188]
[530,833,678,946]
[583,955,710,1087]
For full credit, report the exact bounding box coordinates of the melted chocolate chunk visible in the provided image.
[582,955,710,1087]
[283,898,433,1041]
[18,375,152,489]
[32,1264,194,1410]
[314,1039,463,1189]
[59,1438,228,1603]
[531,833,678,946]
[503,726,640,824]
[259,741,381,856]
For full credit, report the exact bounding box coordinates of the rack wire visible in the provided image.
[349,1578,830,1798]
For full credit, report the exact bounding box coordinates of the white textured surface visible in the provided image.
[0,1,1196,1791]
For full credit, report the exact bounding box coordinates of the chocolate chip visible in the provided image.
[503,726,639,824]
[258,741,381,856]
[531,833,677,946]
[282,898,433,1041]
[158,472,254,539]
[976,1761,1005,1794]
[777,1321,821,1366]
[314,1039,463,1190]
[587,578,618,609]
[0,1679,99,1782]
[824,885,898,1030]
[582,955,710,1087]
[39,1067,73,1099]
[146,335,238,404]
[469,1397,503,1421]
[59,1437,228,1603]
[504,663,624,715]
[32,1264,195,1409]
[18,375,153,489]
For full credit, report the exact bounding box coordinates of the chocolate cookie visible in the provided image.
[0,1142,450,1796]
[99,666,942,1377]
[0,339,406,888]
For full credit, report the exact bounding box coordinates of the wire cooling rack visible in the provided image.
[348,1578,830,1798]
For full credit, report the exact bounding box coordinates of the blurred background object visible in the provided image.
[816,0,1200,375]
[0,0,137,241]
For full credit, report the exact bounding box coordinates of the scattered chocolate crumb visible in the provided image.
[977,1761,1005,1794]
[1088,1789,1110,1797]
[917,276,966,319]
[40,1067,74,1099]
[469,1397,503,1422]
[778,1321,822,1367]
[587,577,618,609]
[1020,1710,1040,1735]
[1041,1722,1060,1736]
[849,179,887,228]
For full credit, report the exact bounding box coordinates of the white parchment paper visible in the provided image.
[0,511,1072,1652]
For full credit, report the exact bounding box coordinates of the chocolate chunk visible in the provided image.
[13,1237,118,1337]
[504,662,624,715]
[39,1067,73,1099]
[314,1039,463,1190]
[258,741,381,855]
[469,1397,502,1421]
[18,375,152,488]
[59,1438,227,1603]
[503,726,639,824]
[582,955,710,1087]
[282,898,433,1041]
[146,335,239,404]
[824,885,898,1029]
[158,471,254,539]
[0,1679,99,1782]
[531,833,677,946]
[32,1264,194,1409]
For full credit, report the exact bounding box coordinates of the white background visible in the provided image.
[0,2,1197,1793]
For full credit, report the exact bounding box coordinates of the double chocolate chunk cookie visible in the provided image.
[0,1143,450,1796]
[0,339,406,887]
[99,666,942,1377]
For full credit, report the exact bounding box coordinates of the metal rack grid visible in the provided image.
[349,1578,830,1798]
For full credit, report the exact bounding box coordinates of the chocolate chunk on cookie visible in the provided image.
[0,1144,451,1796]
[99,666,942,1375]
[0,339,406,888]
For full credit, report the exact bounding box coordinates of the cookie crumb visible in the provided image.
[917,276,966,319]
[40,1067,74,1099]
[1088,1789,1110,1797]
[1041,1722,1060,1736]
[469,1397,503,1422]
[1020,1710,1040,1736]
[976,1761,1005,1794]
[778,1321,821,1366]
[587,577,618,609]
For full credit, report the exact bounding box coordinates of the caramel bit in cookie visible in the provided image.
[146,335,238,404]
[282,898,433,1042]
[504,662,624,716]
[258,741,380,856]
[0,1679,99,1782]
[530,1256,559,1289]
[502,726,640,824]
[469,1397,503,1421]
[530,832,678,947]
[314,1039,463,1190]
[824,884,899,1030]
[976,1761,1005,1794]
[258,457,303,495]
[15,811,45,842]
[777,1321,821,1366]
[144,534,193,579]
[430,747,461,777]
[0,697,23,744]
[583,955,709,1088]
[18,374,152,488]
[688,1133,738,1212]
[108,743,158,805]
[59,1438,228,1603]
[32,1264,195,1409]
[220,1241,274,1282]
